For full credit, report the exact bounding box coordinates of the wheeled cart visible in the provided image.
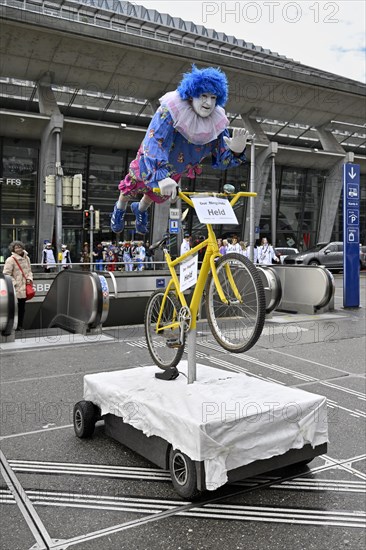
[74,363,328,500]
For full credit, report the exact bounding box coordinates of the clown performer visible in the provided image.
[110,65,249,234]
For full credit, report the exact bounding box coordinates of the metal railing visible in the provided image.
[0,261,169,274]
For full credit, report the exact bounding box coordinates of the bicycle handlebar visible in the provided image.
[152,188,256,207]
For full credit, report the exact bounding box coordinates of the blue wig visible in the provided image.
[177,65,228,107]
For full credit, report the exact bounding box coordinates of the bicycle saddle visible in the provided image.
[149,234,169,251]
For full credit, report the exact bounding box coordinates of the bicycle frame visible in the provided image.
[156,190,256,335]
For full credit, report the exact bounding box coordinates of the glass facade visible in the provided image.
[260,167,326,249]
[88,148,128,240]
[0,136,364,264]
[0,139,38,262]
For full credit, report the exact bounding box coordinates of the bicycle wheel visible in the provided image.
[205,253,266,352]
[145,290,185,370]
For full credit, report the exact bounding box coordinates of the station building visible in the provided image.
[0,0,365,263]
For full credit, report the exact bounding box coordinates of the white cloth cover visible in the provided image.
[83,363,328,490]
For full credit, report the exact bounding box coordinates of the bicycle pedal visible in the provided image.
[166,338,183,349]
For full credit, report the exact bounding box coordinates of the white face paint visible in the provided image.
[191,94,217,117]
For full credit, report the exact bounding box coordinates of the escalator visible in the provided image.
[31,270,109,333]
[0,273,17,338]
[1,270,110,338]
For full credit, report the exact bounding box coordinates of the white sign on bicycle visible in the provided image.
[180,254,198,292]
[191,196,238,224]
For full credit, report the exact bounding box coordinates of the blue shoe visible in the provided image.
[111,202,126,233]
[131,202,148,234]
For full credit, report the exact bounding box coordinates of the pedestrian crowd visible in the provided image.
[216,236,279,265]
[88,235,280,272]
[89,241,156,272]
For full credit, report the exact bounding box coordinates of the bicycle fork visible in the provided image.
[158,262,188,349]
[210,254,243,304]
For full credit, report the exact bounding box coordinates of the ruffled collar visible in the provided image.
[159,90,228,145]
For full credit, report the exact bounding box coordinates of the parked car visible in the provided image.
[274,247,299,264]
[283,242,344,269]
[360,246,366,270]
[284,241,365,271]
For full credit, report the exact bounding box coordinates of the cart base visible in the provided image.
[104,413,327,492]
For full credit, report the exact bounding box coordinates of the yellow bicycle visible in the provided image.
[144,188,266,372]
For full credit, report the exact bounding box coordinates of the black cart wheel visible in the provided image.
[73,400,98,438]
[169,448,202,500]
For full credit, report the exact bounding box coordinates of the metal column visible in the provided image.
[271,154,277,247]
[248,136,256,262]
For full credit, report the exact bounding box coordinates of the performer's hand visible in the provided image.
[223,128,249,154]
[158,177,178,201]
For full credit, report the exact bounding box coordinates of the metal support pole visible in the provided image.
[187,329,197,384]
[54,131,63,258]
[248,136,256,262]
[176,197,183,257]
[89,204,94,272]
[271,154,277,247]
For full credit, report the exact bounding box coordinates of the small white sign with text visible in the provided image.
[169,208,180,220]
[191,196,238,224]
[180,254,198,292]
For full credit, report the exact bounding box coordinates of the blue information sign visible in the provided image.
[343,163,360,307]
[169,219,179,234]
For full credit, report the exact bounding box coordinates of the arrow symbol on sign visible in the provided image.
[348,167,357,179]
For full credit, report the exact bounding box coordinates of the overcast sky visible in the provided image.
[141,1,365,83]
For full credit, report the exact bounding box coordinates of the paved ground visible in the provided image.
[1,274,365,550]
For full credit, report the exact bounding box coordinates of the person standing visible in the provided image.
[122,242,133,272]
[219,239,228,255]
[193,234,206,265]
[144,241,154,270]
[60,244,72,269]
[42,242,56,273]
[239,241,247,255]
[3,240,34,331]
[80,242,90,271]
[245,242,258,263]
[93,243,104,272]
[180,233,191,256]
[257,237,279,265]
[227,236,241,253]
[133,241,146,271]
[117,242,124,271]
[105,247,117,271]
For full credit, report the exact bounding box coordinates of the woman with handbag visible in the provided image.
[3,240,34,331]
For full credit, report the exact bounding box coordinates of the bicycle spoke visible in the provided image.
[206,254,266,352]
[144,291,185,370]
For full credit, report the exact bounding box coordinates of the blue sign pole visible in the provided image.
[343,163,360,307]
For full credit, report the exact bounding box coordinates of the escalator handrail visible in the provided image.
[0,274,16,336]
[100,270,118,298]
